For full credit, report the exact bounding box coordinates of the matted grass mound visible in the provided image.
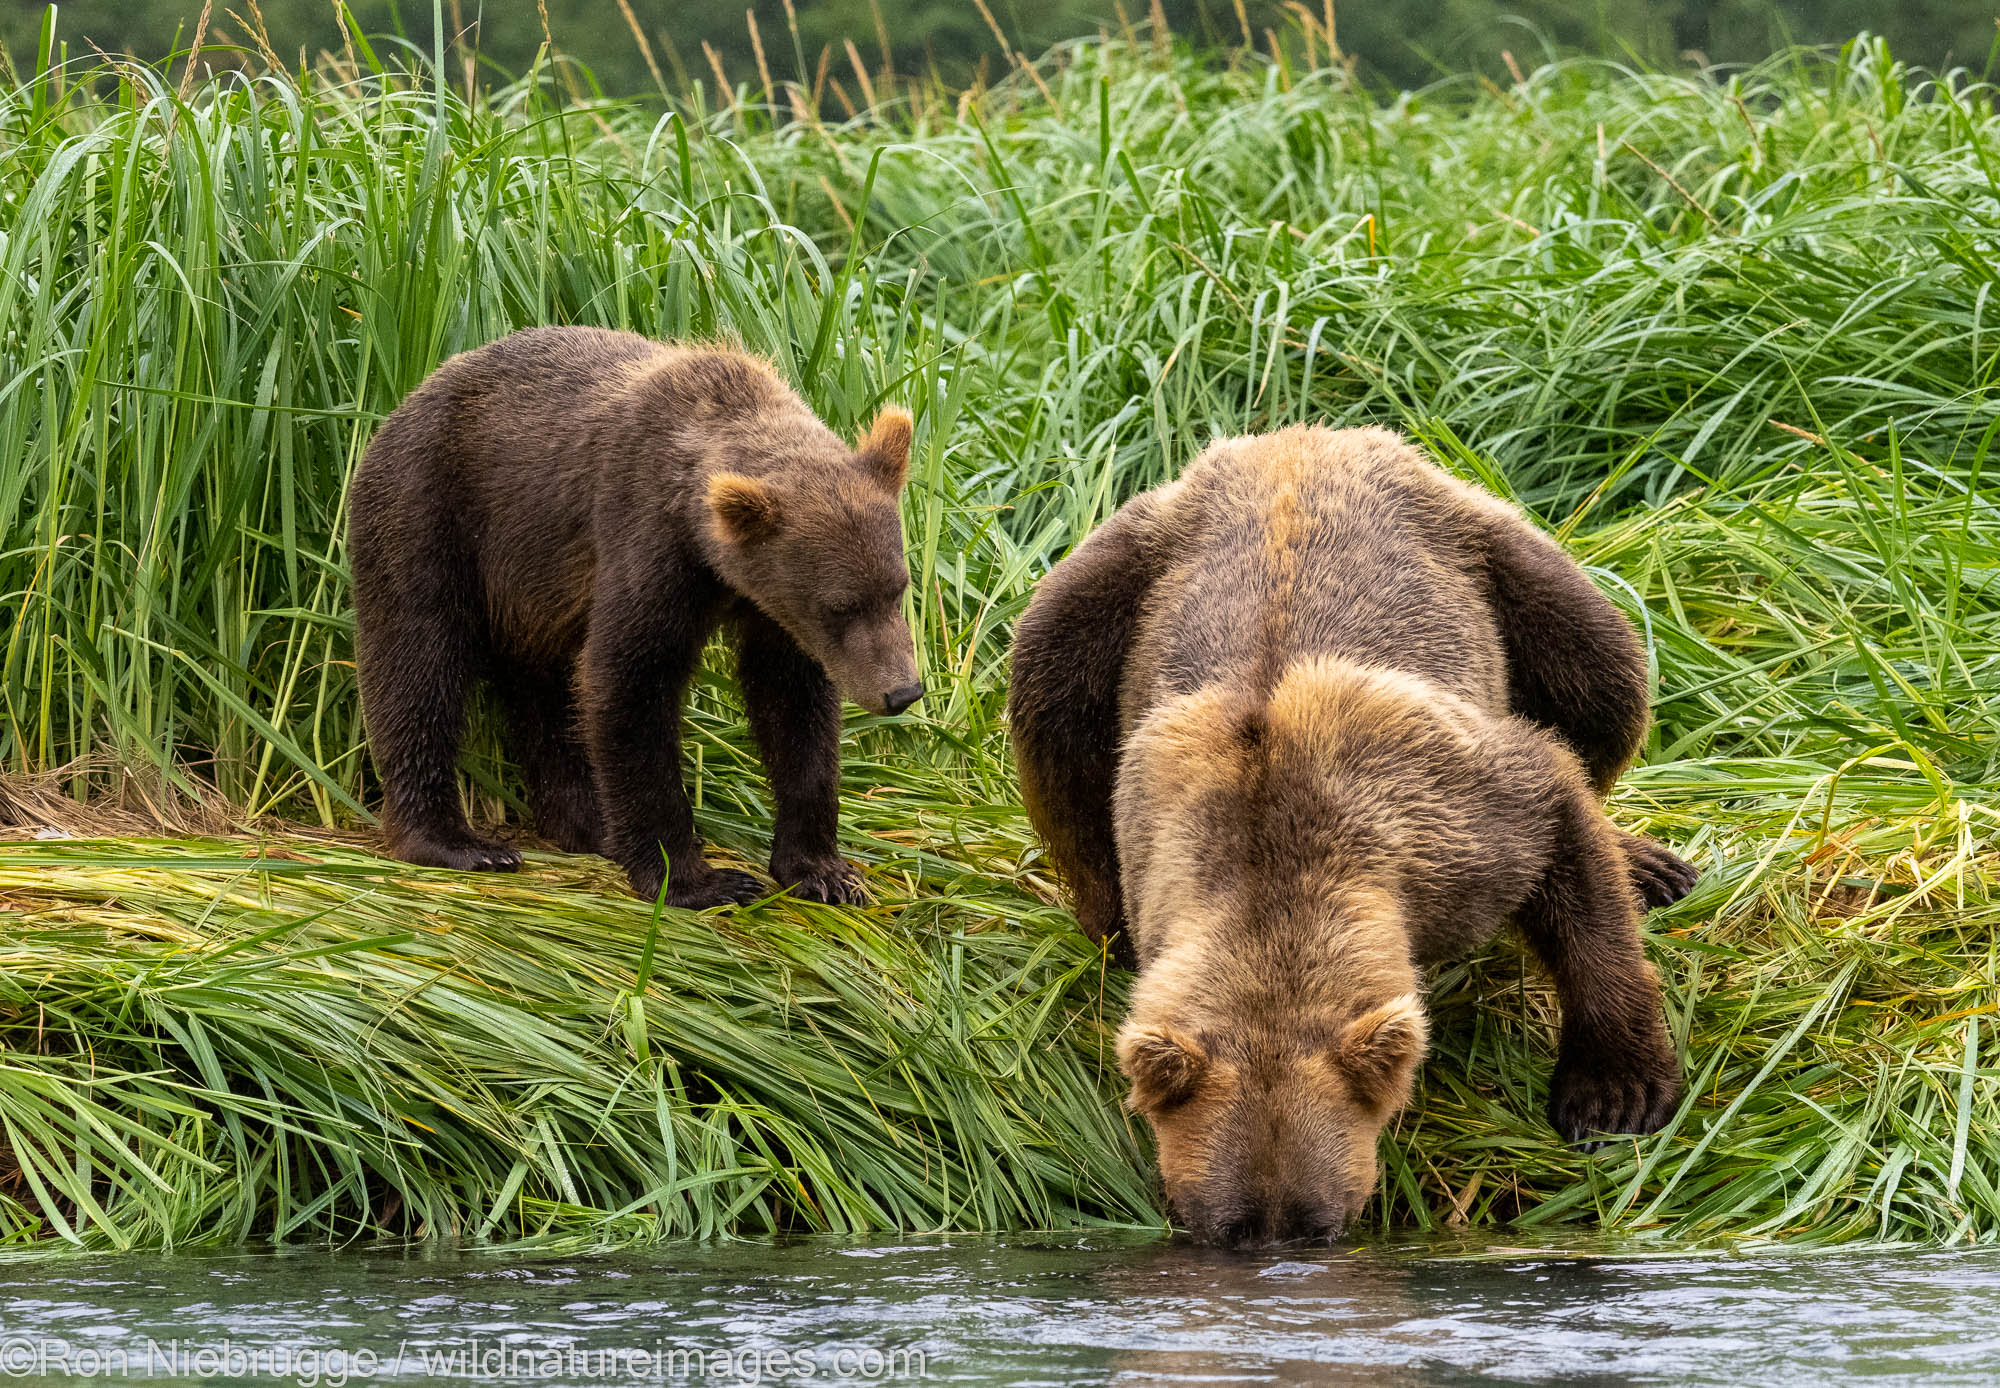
[2,15,1998,1245]
[4,779,1994,1247]
[0,838,1151,1245]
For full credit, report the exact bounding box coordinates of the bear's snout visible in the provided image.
[824,611,921,716]
[1186,1196,1349,1250]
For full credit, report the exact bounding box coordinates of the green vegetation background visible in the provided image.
[10,0,2000,93]
[1,4,1997,1249]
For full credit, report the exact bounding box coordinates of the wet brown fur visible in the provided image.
[1009,426,1694,1245]
[349,326,920,907]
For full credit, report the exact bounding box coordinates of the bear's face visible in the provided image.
[1118,994,1427,1248]
[703,409,922,716]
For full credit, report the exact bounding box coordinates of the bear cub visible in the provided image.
[1009,425,1697,1247]
[348,326,921,908]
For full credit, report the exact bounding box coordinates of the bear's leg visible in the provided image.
[1007,491,1173,970]
[354,549,521,874]
[580,577,762,909]
[734,608,862,906]
[1481,516,1697,909]
[1515,790,1682,1145]
[496,664,602,856]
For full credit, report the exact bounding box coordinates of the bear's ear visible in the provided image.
[1118,1024,1208,1113]
[707,472,782,544]
[1335,994,1428,1114]
[856,406,913,492]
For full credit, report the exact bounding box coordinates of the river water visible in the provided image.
[0,1234,1994,1385]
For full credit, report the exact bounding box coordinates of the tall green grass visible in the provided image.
[2,15,1998,1245]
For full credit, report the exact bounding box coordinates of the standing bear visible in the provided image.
[348,326,922,908]
[1009,425,1697,1247]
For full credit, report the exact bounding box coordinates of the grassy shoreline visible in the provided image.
[0,834,1153,1246]
[3,20,1999,1246]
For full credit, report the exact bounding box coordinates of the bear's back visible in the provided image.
[427,328,790,482]
[1123,426,1510,725]
[352,327,806,665]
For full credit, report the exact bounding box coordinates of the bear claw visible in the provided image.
[1619,832,1699,911]
[702,869,769,906]
[1548,1045,1681,1147]
[397,834,523,874]
[631,867,768,910]
[777,857,866,906]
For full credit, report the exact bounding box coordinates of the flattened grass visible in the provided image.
[1,21,1997,1245]
[0,837,1149,1246]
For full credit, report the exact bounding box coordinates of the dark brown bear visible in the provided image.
[1008,425,1696,1247]
[348,326,922,908]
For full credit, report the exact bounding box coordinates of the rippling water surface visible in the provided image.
[2,1234,1995,1385]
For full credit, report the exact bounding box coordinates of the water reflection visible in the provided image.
[1086,1242,1430,1386]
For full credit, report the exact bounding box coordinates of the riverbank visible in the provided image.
[3,766,1992,1247]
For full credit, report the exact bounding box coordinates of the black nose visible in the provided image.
[1205,1203,1344,1250]
[883,682,924,715]
[1212,1214,1267,1251]
[1282,1208,1345,1246]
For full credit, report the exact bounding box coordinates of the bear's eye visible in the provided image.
[823,601,865,627]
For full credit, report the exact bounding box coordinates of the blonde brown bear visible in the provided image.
[1008,426,1694,1247]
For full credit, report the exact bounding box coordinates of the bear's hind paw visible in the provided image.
[395,832,523,874]
[706,868,769,906]
[648,867,767,910]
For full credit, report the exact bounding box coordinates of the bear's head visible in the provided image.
[1117,987,1427,1248]
[1109,666,1444,1247]
[701,407,922,716]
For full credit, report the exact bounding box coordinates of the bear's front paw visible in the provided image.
[775,856,866,906]
[1548,1030,1681,1146]
[1618,831,1699,911]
